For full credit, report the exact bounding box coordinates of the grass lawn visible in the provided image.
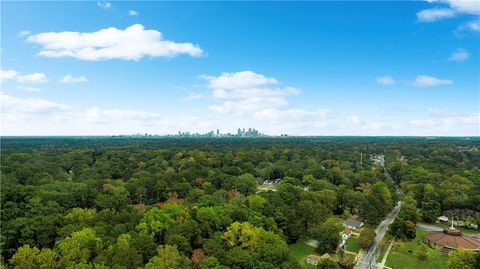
[376,234,393,263]
[289,240,317,269]
[376,242,388,263]
[345,235,360,253]
[385,230,449,269]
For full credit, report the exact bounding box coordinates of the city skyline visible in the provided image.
[1,1,479,136]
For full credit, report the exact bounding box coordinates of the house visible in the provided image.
[424,228,480,255]
[344,229,352,238]
[344,218,364,230]
[339,229,352,248]
[306,253,332,266]
[351,215,361,221]
[306,255,322,265]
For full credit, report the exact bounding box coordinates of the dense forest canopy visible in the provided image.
[1,137,479,268]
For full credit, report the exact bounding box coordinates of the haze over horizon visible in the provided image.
[1,1,479,136]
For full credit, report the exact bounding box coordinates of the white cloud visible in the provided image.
[128,10,139,16]
[27,24,203,61]
[17,73,48,84]
[209,97,289,115]
[408,113,480,131]
[376,76,396,85]
[349,115,362,124]
[456,19,480,33]
[60,74,88,83]
[184,93,204,101]
[201,71,278,90]
[253,108,329,121]
[448,48,470,61]
[84,107,163,125]
[201,71,301,116]
[0,92,69,114]
[417,0,480,29]
[413,75,453,87]
[1,92,478,136]
[417,8,456,22]
[467,19,480,31]
[1,69,48,84]
[445,0,480,15]
[16,85,42,92]
[0,69,18,80]
[97,1,112,9]
[17,30,31,37]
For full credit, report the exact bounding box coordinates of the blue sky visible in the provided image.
[1,1,479,136]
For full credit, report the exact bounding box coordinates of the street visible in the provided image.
[416,222,480,240]
[355,162,404,269]
[355,201,404,269]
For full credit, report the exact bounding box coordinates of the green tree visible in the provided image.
[222,222,289,266]
[448,249,476,269]
[311,221,342,254]
[317,258,340,269]
[10,245,57,269]
[358,228,375,249]
[145,245,190,269]
[414,244,429,261]
[136,207,173,242]
[56,228,102,268]
[421,200,441,223]
[199,256,223,269]
[110,234,143,269]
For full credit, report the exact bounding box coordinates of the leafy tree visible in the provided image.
[136,207,172,242]
[414,244,429,261]
[361,182,393,225]
[109,233,143,269]
[311,220,342,254]
[448,249,476,269]
[222,222,289,266]
[358,228,375,249]
[95,183,131,211]
[199,256,224,269]
[10,245,57,269]
[421,200,441,223]
[389,218,416,240]
[317,258,340,269]
[56,228,102,268]
[144,244,190,269]
[247,195,267,212]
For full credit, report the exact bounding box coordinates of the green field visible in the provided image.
[289,241,317,269]
[385,230,449,269]
[345,235,360,253]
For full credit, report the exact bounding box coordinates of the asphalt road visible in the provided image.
[417,223,480,240]
[355,160,405,269]
[355,201,404,269]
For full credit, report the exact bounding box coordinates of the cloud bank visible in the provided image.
[27,24,203,61]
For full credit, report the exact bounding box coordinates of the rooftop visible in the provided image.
[425,228,480,250]
[344,219,363,227]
